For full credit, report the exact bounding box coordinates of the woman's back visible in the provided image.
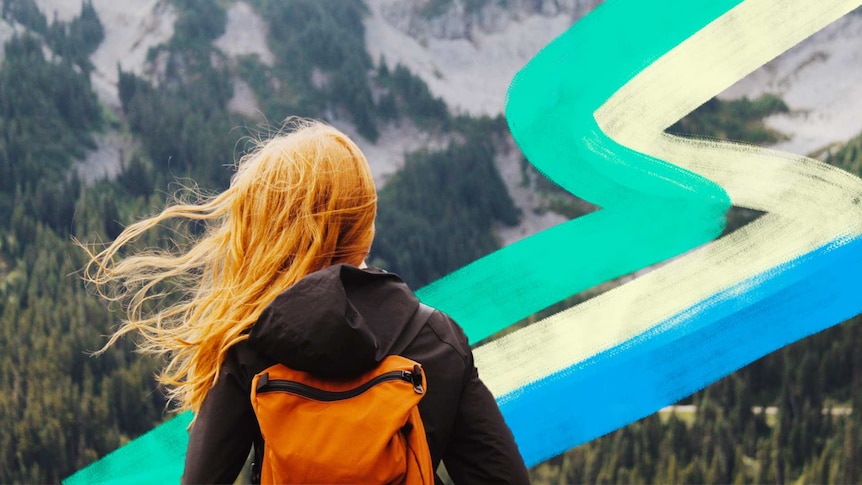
[184,264,530,483]
[83,120,529,483]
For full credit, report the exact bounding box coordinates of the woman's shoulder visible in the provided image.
[414,306,473,361]
[220,339,277,391]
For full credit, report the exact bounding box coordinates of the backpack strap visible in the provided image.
[391,302,436,355]
[251,433,263,484]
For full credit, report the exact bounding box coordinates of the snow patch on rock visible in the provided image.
[215,2,275,118]
[226,77,261,119]
[74,130,139,184]
[214,1,274,66]
[493,136,567,246]
[0,18,27,54]
[32,0,177,109]
[31,0,79,22]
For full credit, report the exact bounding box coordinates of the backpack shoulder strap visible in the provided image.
[414,302,435,326]
[390,302,436,355]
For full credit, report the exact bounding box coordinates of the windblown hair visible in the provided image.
[82,120,377,414]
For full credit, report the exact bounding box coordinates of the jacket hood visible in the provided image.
[247,264,421,377]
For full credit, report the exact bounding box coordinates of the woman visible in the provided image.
[84,120,530,483]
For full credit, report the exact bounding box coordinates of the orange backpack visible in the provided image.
[250,353,435,484]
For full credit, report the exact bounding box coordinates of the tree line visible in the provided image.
[0,1,519,481]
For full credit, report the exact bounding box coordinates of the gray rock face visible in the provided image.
[378,0,602,43]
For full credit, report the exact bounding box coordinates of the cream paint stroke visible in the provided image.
[475,0,862,398]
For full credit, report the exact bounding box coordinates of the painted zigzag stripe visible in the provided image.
[484,0,862,466]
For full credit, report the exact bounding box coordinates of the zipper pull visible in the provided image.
[256,372,269,392]
[410,364,424,394]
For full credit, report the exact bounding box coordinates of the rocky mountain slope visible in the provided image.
[14,0,862,242]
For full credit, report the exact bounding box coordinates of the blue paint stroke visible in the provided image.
[501,233,862,466]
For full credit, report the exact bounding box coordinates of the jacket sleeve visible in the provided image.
[442,349,531,484]
[182,353,257,485]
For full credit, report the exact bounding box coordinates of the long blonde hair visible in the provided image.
[83,120,377,414]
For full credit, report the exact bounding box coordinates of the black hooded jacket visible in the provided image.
[182,264,530,484]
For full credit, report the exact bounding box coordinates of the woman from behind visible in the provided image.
[83,120,530,484]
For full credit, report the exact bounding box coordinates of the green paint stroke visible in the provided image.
[418,0,737,343]
[63,411,192,485]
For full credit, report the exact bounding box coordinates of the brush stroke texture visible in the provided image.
[497,234,862,465]
[480,0,861,405]
[474,0,862,466]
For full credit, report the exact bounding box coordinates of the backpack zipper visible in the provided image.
[257,365,424,400]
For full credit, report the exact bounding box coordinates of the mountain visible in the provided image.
[22,0,862,243]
